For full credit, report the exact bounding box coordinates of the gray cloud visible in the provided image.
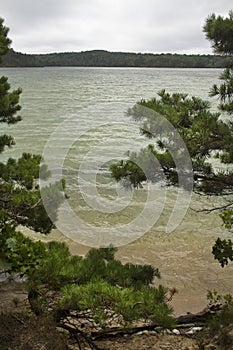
[1,0,232,54]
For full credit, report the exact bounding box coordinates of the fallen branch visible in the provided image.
[91,324,159,340]
[91,306,219,340]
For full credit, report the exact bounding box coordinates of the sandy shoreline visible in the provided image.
[18,200,233,317]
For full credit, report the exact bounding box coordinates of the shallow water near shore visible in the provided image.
[21,189,233,316]
[2,66,233,315]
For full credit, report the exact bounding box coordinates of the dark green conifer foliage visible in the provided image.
[204,11,233,265]
[111,11,233,267]
[0,18,64,234]
[26,244,174,327]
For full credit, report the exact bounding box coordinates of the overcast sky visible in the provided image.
[1,0,232,54]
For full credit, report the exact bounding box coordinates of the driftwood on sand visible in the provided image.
[59,305,220,341]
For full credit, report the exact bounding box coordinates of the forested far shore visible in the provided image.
[0,48,231,68]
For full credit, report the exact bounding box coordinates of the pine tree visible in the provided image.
[203,10,233,266]
[0,17,64,267]
[111,11,233,266]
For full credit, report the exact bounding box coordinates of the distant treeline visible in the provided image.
[0,49,230,68]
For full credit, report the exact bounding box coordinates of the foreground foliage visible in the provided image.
[0,215,174,330]
[0,18,64,233]
[0,212,46,274]
[111,10,233,267]
[25,241,174,328]
[197,291,233,350]
[204,10,233,265]
[110,90,233,193]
